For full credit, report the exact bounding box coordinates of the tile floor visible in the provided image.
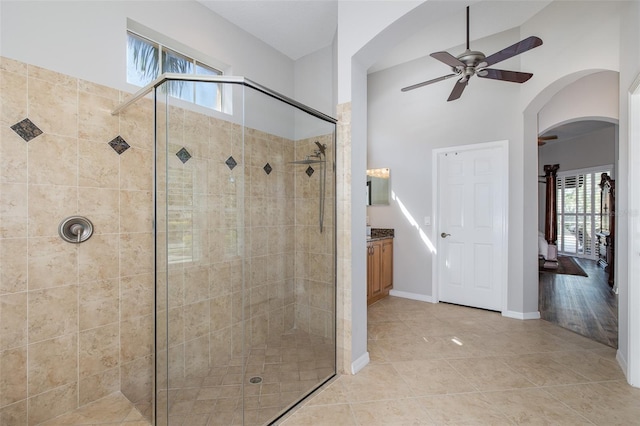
[280,296,640,425]
[37,296,640,425]
[162,330,335,425]
[37,392,149,425]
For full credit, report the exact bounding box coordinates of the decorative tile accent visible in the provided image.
[225,156,237,170]
[176,147,192,164]
[11,118,43,142]
[306,166,314,177]
[108,136,130,155]
[263,163,272,175]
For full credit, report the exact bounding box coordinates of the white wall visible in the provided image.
[538,126,616,174]
[616,0,640,382]
[366,1,629,318]
[538,71,619,134]
[367,27,522,299]
[0,0,338,140]
[0,1,294,95]
[295,44,336,119]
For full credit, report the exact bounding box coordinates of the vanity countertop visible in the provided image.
[367,228,394,241]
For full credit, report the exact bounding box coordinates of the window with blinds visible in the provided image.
[556,166,611,258]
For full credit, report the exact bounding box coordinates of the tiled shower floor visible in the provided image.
[164,329,335,426]
[154,331,335,426]
[39,392,150,425]
[37,330,334,426]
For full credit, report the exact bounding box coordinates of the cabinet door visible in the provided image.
[381,239,393,291]
[370,241,382,298]
[367,244,373,298]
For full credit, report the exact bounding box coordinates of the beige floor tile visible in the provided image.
[39,392,148,425]
[545,382,640,425]
[374,337,436,361]
[500,353,591,386]
[446,356,536,391]
[350,397,434,425]
[482,388,592,425]
[418,393,513,425]
[279,403,356,425]
[393,359,477,396]
[305,377,349,406]
[548,350,626,381]
[403,317,465,337]
[368,320,417,340]
[367,340,388,363]
[367,304,401,323]
[341,363,414,402]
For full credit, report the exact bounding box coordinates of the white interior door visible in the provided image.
[435,141,507,311]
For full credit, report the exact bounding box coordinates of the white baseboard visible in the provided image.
[388,290,435,303]
[351,351,370,375]
[617,349,629,382]
[502,310,541,320]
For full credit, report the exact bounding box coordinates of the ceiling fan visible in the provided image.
[401,6,543,101]
[538,135,558,146]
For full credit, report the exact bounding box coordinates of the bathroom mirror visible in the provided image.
[366,168,390,205]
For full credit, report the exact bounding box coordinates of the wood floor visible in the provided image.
[539,257,618,348]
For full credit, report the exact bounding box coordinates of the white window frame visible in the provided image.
[127,30,225,111]
[126,19,232,115]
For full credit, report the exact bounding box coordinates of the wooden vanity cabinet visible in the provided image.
[367,238,393,305]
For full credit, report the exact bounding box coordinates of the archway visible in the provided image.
[523,68,626,360]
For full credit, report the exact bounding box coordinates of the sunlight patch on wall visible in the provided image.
[392,191,436,254]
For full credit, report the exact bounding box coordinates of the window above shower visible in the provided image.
[126,29,225,112]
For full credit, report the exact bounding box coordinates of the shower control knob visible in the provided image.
[59,216,94,243]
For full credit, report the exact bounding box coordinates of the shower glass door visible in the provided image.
[155,77,336,426]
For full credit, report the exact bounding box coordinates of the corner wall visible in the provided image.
[0,57,154,424]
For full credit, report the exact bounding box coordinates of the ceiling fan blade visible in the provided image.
[401,73,458,92]
[447,78,468,101]
[479,36,543,68]
[477,69,533,83]
[430,51,465,68]
[539,135,558,141]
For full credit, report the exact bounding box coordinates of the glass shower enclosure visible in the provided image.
[153,75,336,425]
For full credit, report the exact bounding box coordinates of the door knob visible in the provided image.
[441,232,451,238]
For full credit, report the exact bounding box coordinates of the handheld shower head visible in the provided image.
[315,141,326,156]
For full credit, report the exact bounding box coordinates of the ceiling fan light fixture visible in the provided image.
[401,6,543,101]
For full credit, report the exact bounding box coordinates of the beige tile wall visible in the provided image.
[0,57,154,425]
[293,135,335,340]
[0,56,341,425]
[336,102,353,375]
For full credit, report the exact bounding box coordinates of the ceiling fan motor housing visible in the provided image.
[454,50,487,80]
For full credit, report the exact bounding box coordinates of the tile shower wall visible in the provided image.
[293,136,335,340]
[153,95,337,425]
[0,57,154,425]
[155,107,337,387]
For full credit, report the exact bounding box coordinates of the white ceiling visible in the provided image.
[197,0,338,61]
[540,120,617,144]
[197,1,613,141]
[197,1,551,68]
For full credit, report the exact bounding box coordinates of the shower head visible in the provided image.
[290,141,327,165]
[315,141,326,156]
